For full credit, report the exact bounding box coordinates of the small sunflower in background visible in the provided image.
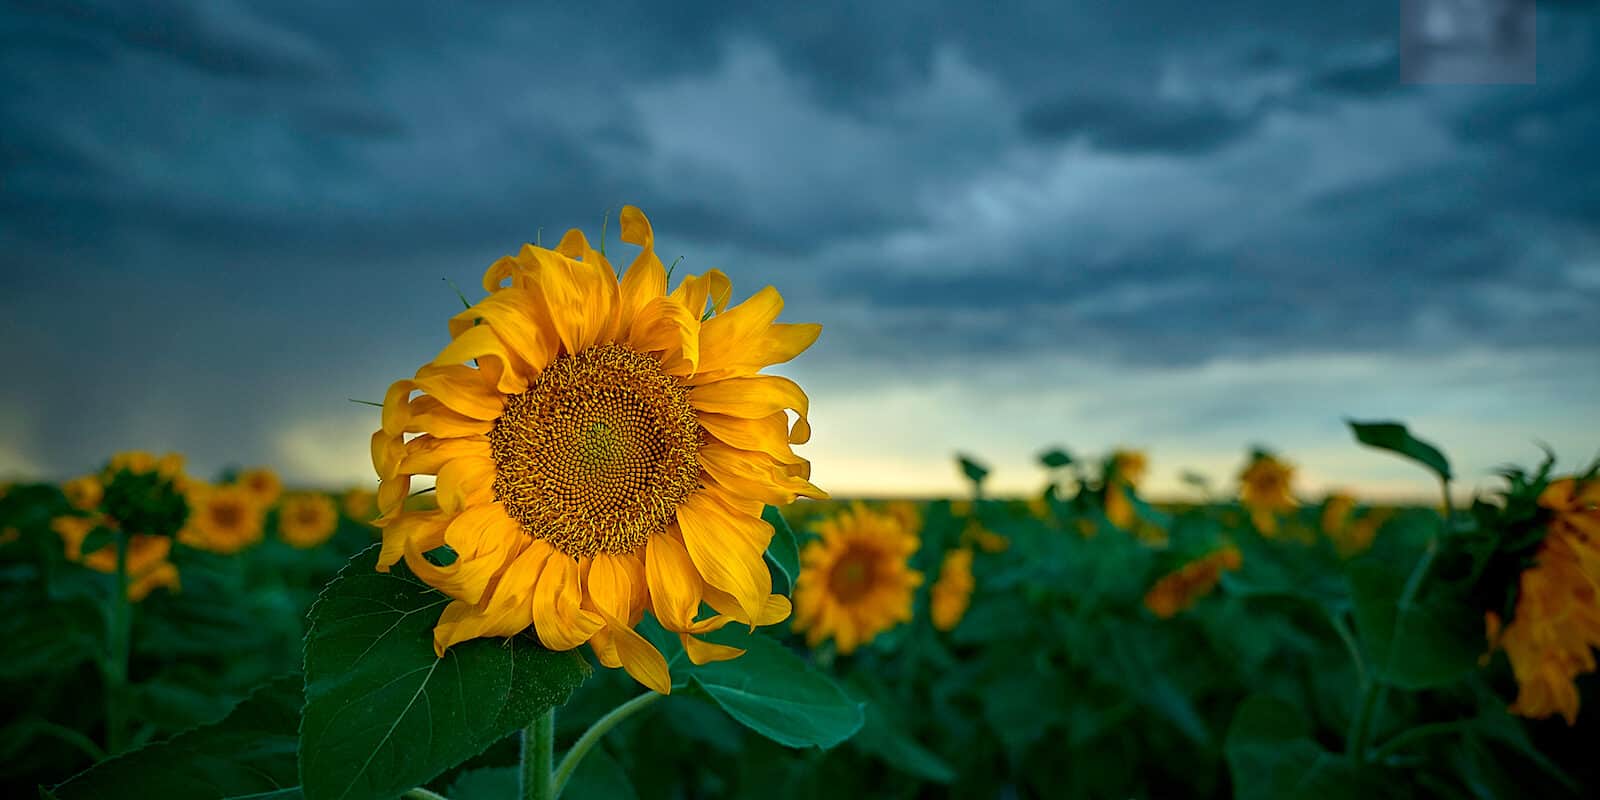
[1239,450,1296,536]
[1144,546,1242,619]
[930,547,975,632]
[1110,449,1147,487]
[278,493,339,549]
[884,500,922,537]
[371,206,824,692]
[236,467,283,508]
[51,515,181,601]
[342,487,378,523]
[793,503,922,654]
[1103,448,1147,531]
[180,483,266,554]
[961,517,1009,553]
[1486,476,1600,724]
[62,475,104,511]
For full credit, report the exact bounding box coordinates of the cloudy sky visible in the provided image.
[2,1,1596,500]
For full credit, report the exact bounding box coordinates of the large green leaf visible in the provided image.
[688,630,863,749]
[51,675,302,800]
[762,505,800,596]
[1224,695,1387,800]
[1348,557,1479,690]
[0,586,98,680]
[1347,420,1452,481]
[299,545,590,800]
[848,679,955,783]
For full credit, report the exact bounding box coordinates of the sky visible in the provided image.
[2,1,1597,501]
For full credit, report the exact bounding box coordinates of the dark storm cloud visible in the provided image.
[1,0,1597,481]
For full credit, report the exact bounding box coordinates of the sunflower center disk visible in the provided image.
[828,549,878,603]
[489,343,701,558]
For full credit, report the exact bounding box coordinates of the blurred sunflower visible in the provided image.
[884,500,922,536]
[342,487,378,522]
[1144,546,1242,619]
[930,547,975,632]
[180,484,265,554]
[1320,492,1355,538]
[1487,476,1600,724]
[793,503,921,654]
[1239,452,1296,536]
[961,518,1009,553]
[63,475,103,511]
[372,206,824,693]
[279,493,339,548]
[237,467,283,508]
[51,516,180,601]
[1110,449,1147,487]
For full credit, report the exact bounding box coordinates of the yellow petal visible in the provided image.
[618,205,667,331]
[645,531,704,632]
[531,554,604,651]
[412,364,504,421]
[436,318,536,395]
[697,412,807,467]
[376,509,450,571]
[675,492,772,625]
[380,379,416,437]
[403,504,523,604]
[681,634,745,665]
[405,396,494,437]
[396,435,492,476]
[601,612,672,694]
[627,296,700,374]
[587,553,642,622]
[435,456,495,514]
[699,443,827,505]
[690,375,812,444]
[671,269,732,319]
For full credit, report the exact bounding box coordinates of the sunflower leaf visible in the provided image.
[1346,420,1452,482]
[1348,555,1480,690]
[1224,695,1389,800]
[298,544,590,800]
[688,629,864,749]
[762,505,800,595]
[50,675,302,800]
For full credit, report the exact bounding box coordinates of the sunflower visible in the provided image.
[884,500,922,536]
[930,547,975,632]
[960,517,1009,553]
[1320,492,1355,539]
[372,207,825,693]
[180,483,265,554]
[237,467,283,508]
[63,475,104,511]
[342,487,378,522]
[1110,449,1148,487]
[278,493,339,548]
[1239,452,1296,536]
[793,503,921,654]
[1486,477,1600,724]
[51,515,180,601]
[1144,546,1242,619]
[1105,483,1136,531]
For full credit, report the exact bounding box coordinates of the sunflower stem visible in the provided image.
[552,692,662,797]
[522,709,555,800]
[1347,478,1449,761]
[104,531,132,755]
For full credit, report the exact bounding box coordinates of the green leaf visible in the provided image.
[1349,557,1480,690]
[956,454,989,486]
[0,587,98,680]
[298,544,590,800]
[762,505,800,596]
[1039,448,1073,469]
[51,675,302,800]
[565,745,638,800]
[1347,420,1452,481]
[848,680,955,783]
[688,630,863,749]
[1225,695,1386,800]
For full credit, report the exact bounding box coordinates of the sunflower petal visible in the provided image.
[645,531,704,632]
[531,554,604,650]
[675,492,772,624]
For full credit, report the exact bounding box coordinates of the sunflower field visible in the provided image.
[3,209,1599,800]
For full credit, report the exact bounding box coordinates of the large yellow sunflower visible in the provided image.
[1239,453,1296,536]
[279,493,339,548]
[793,503,921,654]
[930,547,975,632]
[1486,477,1600,724]
[180,483,265,554]
[372,206,825,693]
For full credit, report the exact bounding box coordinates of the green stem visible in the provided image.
[1347,478,1450,761]
[1370,720,1475,763]
[522,709,555,800]
[1326,608,1367,688]
[552,692,663,797]
[104,532,132,755]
